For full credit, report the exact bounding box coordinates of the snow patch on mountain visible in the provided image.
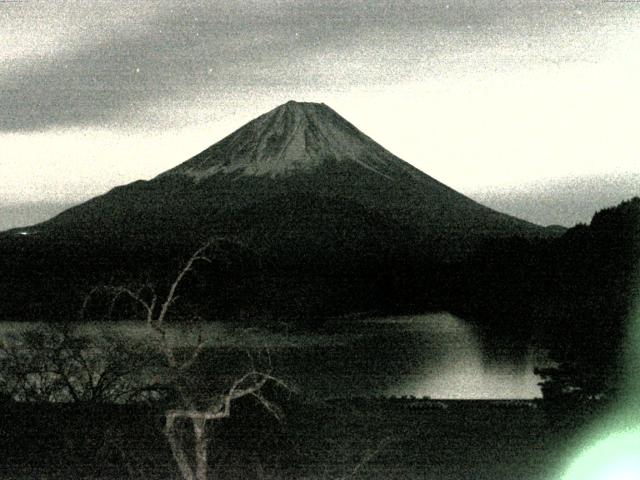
[159,101,425,181]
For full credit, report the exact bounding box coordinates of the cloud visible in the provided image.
[0,0,623,133]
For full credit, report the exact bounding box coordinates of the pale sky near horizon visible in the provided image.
[1,0,639,229]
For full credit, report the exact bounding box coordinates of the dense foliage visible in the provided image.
[449,198,639,403]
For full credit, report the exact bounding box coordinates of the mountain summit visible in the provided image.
[161,100,427,181]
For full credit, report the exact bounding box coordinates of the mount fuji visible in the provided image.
[1,101,561,320]
[18,101,551,258]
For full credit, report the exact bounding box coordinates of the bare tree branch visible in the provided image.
[77,238,292,480]
[342,437,389,480]
[156,240,218,329]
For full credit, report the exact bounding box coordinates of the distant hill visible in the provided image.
[445,196,639,328]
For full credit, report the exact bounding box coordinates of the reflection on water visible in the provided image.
[372,314,542,399]
[0,313,543,399]
[262,313,542,399]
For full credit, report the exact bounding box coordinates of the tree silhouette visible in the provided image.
[85,239,291,480]
[0,322,161,403]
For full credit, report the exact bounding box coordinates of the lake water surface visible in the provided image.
[265,313,543,399]
[0,312,543,399]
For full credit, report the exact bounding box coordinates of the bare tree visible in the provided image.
[0,322,162,403]
[85,239,290,480]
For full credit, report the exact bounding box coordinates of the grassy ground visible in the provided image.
[0,398,597,480]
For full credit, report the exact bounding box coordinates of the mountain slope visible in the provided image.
[22,101,551,259]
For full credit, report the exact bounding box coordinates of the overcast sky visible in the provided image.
[1,0,639,228]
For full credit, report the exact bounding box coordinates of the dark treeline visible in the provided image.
[0,193,441,323]
[0,198,638,399]
[446,197,639,400]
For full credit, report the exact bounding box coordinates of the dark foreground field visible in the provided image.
[0,398,597,480]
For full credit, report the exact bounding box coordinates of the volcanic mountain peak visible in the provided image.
[160,100,422,181]
[3,98,556,272]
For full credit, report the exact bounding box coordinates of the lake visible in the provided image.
[259,313,543,399]
[0,312,543,399]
